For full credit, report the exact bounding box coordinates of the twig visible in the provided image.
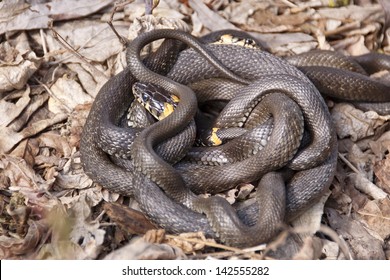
[40,29,48,56]
[338,152,361,174]
[34,78,72,113]
[49,20,89,64]
[106,0,134,45]
[324,21,361,37]
[48,19,107,81]
[278,0,298,8]
[356,211,390,221]
[165,234,263,258]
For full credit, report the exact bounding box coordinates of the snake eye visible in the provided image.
[142,93,149,102]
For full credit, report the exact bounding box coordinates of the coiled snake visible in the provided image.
[80,29,390,247]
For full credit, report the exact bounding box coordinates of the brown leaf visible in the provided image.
[0,88,30,127]
[188,0,237,31]
[0,42,40,93]
[0,220,47,259]
[68,195,105,259]
[0,0,114,34]
[321,239,341,260]
[48,75,93,114]
[103,237,187,260]
[325,208,386,259]
[331,103,390,141]
[374,154,390,195]
[0,155,59,212]
[35,206,87,260]
[8,93,50,132]
[356,198,390,240]
[103,202,157,235]
[0,113,68,154]
[68,103,91,148]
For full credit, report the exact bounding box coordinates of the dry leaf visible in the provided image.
[144,229,166,244]
[188,0,237,32]
[1,0,389,260]
[331,103,390,141]
[34,205,86,260]
[48,75,93,114]
[67,195,105,259]
[348,173,388,200]
[325,208,386,259]
[0,42,40,93]
[124,0,185,22]
[0,87,30,127]
[0,155,51,193]
[103,202,157,235]
[374,155,390,194]
[66,63,101,98]
[103,237,187,260]
[0,0,113,34]
[0,113,68,154]
[0,220,47,259]
[317,4,383,22]
[369,130,390,159]
[43,19,127,66]
[346,144,375,179]
[321,239,341,260]
[356,198,390,240]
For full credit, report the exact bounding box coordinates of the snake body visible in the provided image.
[80,29,389,247]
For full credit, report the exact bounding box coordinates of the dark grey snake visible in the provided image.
[80,29,390,247]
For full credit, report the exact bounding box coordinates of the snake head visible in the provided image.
[132,81,179,120]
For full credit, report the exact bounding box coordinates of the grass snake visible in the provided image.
[80,29,390,247]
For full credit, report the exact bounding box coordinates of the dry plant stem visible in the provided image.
[48,20,106,80]
[94,210,106,223]
[324,21,361,37]
[34,78,72,113]
[165,234,262,258]
[338,152,362,174]
[279,0,298,8]
[40,29,48,56]
[356,210,390,221]
[106,0,134,45]
[49,20,88,63]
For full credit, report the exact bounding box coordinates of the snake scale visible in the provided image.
[80,29,390,247]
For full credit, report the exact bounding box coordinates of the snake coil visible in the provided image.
[80,29,390,247]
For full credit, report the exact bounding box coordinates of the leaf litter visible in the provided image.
[0,0,389,260]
